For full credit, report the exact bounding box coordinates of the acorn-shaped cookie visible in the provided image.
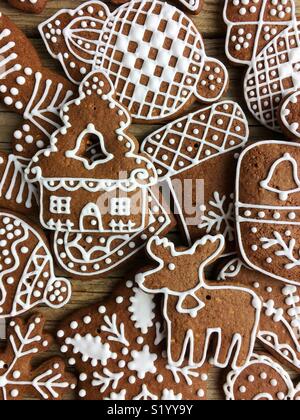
[39,0,228,122]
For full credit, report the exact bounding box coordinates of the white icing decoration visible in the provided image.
[128,287,155,334]
[236,140,300,286]
[0,318,72,400]
[65,334,116,367]
[52,187,171,277]
[39,0,228,121]
[128,345,157,379]
[0,211,71,317]
[223,0,299,132]
[224,353,295,401]
[137,234,261,370]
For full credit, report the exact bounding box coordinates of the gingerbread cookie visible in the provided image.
[224,0,300,132]
[52,186,174,278]
[224,353,296,401]
[236,141,300,285]
[39,0,228,122]
[0,314,76,400]
[111,0,204,14]
[0,210,71,317]
[218,258,300,373]
[57,279,210,400]
[136,234,261,370]
[8,0,48,14]
[26,70,157,232]
[0,14,75,159]
[141,101,249,252]
[0,152,38,215]
[279,90,300,140]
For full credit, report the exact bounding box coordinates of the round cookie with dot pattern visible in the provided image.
[224,353,296,400]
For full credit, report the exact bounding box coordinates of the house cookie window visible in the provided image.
[110,198,131,216]
[50,196,71,214]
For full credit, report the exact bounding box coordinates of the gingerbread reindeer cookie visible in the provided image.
[0,314,76,400]
[0,210,71,318]
[224,0,300,132]
[280,90,300,140]
[8,0,48,14]
[136,234,261,370]
[111,0,204,14]
[57,279,210,400]
[0,152,37,215]
[0,14,75,159]
[141,101,249,252]
[39,0,228,123]
[236,141,300,285]
[218,258,300,373]
[224,353,296,401]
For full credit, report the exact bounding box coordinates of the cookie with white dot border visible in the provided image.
[224,353,296,400]
[8,0,48,14]
[141,101,249,252]
[0,151,38,215]
[0,313,77,400]
[39,0,228,123]
[56,279,210,400]
[0,13,75,159]
[279,90,300,141]
[218,258,300,373]
[111,0,204,14]
[236,140,300,285]
[0,209,71,318]
[224,0,300,132]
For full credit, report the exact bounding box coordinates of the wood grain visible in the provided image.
[0,0,298,401]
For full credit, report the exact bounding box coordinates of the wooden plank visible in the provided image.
[0,0,298,401]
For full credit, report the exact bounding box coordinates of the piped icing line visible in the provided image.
[38,0,228,122]
[223,0,300,133]
[136,234,261,370]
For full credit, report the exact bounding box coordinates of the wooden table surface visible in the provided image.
[0,0,299,401]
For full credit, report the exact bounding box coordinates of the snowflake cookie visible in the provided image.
[279,90,300,140]
[136,234,262,370]
[111,0,204,14]
[0,210,71,318]
[236,141,300,285]
[0,314,76,400]
[8,0,48,14]
[141,101,249,252]
[218,258,300,373]
[224,353,298,401]
[223,0,300,133]
[0,13,75,159]
[39,0,228,122]
[0,151,38,215]
[56,280,210,400]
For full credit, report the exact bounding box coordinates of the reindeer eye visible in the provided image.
[168,263,176,271]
